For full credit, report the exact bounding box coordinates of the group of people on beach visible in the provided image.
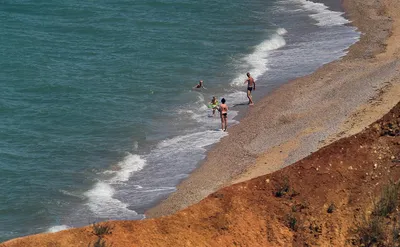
[193,72,256,131]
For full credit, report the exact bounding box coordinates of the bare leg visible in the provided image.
[224,116,228,131]
[247,90,254,105]
[249,91,255,105]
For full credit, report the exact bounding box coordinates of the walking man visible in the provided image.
[244,72,255,105]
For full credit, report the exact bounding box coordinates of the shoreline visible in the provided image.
[146,0,400,218]
[2,0,400,245]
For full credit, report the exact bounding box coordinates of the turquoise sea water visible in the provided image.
[0,0,358,241]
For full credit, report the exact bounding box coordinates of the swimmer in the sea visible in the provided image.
[193,80,206,89]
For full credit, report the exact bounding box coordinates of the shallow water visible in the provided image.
[0,0,358,241]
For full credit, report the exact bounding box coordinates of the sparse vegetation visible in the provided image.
[88,238,111,247]
[89,222,114,247]
[92,222,113,237]
[45,242,61,247]
[357,215,384,246]
[298,201,309,211]
[373,180,400,217]
[354,181,400,246]
[309,221,323,236]
[392,220,400,245]
[327,203,335,213]
[275,177,290,197]
[290,189,300,199]
[286,214,298,231]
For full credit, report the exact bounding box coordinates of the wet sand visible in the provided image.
[146,0,400,218]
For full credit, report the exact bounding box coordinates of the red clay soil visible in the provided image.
[3,103,400,246]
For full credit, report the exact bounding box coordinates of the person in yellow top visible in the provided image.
[218,98,228,131]
[209,96,219,116]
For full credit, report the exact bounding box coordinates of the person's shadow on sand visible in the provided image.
[232,103,249,107]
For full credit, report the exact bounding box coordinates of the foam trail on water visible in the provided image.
[108,130,229,220]
[148,130,228,173]
[84,153,146,218]
[111,153,146,183]
[85,181,139,218]
[230,28,287,86]
[227,91,250,106]
[296,0,349,26]
[179,91,242,125]
[156,130,227,151]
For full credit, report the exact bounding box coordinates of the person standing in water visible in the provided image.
[218,98,228,131]
[244,72,255,105]
[210,96,219,116]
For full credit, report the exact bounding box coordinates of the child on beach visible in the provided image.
[218,98,228,131]
[209,96,219,116]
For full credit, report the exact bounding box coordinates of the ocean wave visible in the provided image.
[296,0,350,26]
[83,153,146,218]
[176,89,242,125]
[84,181,139,218]
[137,187,176,193]
[156,130,227,151]
[110,153,146,183]
[59,189,86,200]
[230,28,287,87]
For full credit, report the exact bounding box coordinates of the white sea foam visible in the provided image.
[276,28,288,36]
[97,130,229,220]
[272,5,304,14]
[195,92,205,103]
[132,141,138,151]
[47,225,69,233]
[59,189,86,200]
[177,89,242,125]
[84,181,138,218]
[111,153,146,183]
[226,91,250,106]
[84,153,146,218]
[139,187,176,193]
[150,130,228,168]
[230,28,287,87]
[157,130,227,151]
[296,0,349,26]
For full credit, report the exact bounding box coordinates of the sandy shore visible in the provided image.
[146,0,400,218]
